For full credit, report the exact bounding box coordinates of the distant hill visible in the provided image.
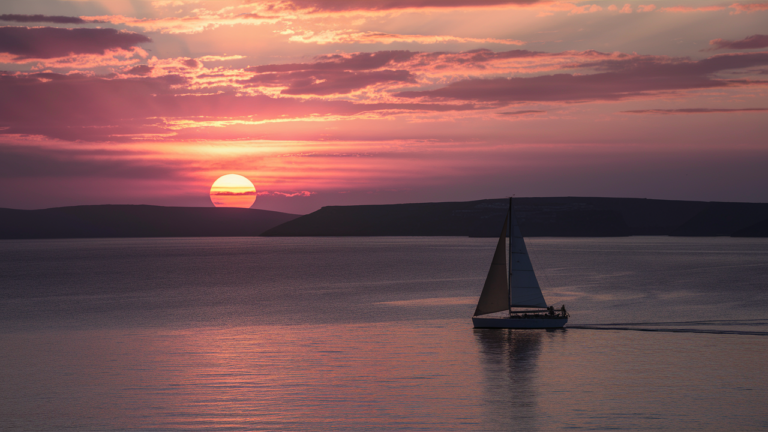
[262,197,768,237]
[4,198,767,240]
[670,202,768,236]
[0,205,299,239]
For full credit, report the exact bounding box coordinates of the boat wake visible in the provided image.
[570,319,768,336]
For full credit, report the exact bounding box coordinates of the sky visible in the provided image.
[0,0,766,214]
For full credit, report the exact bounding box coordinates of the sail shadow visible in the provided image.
[474,329,544,430]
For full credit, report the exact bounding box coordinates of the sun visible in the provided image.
[209,174,256,208]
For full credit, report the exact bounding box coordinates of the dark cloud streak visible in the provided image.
[708,34,768,50]
[0,14,87,24]
[622,108,768,114]
[397,53,768,103]
[0,27,150,60]
[498,110,545,115]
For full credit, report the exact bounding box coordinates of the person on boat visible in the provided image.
[560,305,568,317]
[548,306,555,316]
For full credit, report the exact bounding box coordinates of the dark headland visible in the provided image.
[0,205,299,239]
[262,197,768,238]
[3,198,768,239]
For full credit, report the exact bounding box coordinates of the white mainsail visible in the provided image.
[509,205,548,308]
[473,215,509,316]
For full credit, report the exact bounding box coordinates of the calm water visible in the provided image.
[1,237,767,431]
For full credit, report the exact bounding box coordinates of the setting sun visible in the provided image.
[209,174,256,208]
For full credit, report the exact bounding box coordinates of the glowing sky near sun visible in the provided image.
[0,0,766,214]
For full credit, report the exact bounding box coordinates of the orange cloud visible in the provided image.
[286,30,525,45]
[661,5,726,12]
[568,4,602,14]
[255,0,545,13]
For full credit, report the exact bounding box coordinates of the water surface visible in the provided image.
[1,237,766,430]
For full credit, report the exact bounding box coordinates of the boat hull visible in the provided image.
[472,316,568,329]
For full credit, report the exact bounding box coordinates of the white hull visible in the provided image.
[472,316,568,329]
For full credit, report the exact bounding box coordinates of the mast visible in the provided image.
[508,197,513,312]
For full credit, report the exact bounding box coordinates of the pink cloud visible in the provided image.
[729,2,768,13]
[286,30,525,45]
[621,108,768,114]
[429,48,546,63]
[85,13,280,34]
[181,58,202,68]
[124,65,154,75]
[242,51,425,95]
[708,34,768,50]
[2,47,765,143]
[269,0,541,12]
[247,48,550,82]
[248,50,418,72]
[0,72,475,141]
[240,48,557,95]
[399,73,714,103]
[569,4,602,15]
[637,4,656,12]
[396,53,768,103]
[0,26,150,60]
[242,69,415,95]
[661,6,726,12]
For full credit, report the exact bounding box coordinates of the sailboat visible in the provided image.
[472,198,568,329]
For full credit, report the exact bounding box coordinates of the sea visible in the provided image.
[1,236,766,431]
